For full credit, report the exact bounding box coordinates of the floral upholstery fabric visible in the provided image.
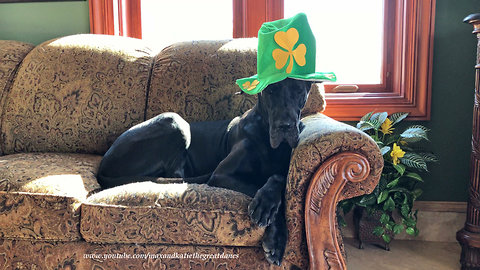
[146,39,325,122]
[81,182,264,247]
[0,41,35,156]
[0,34,381,269]
[146,39,258,122]
[0,239,295,270]
[0,153,102,241]
[283,113,384,268]
[0,34,154,155]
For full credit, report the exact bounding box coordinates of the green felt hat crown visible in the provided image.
[236,13,336,94]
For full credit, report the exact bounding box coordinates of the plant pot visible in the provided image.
[353,206,393,251]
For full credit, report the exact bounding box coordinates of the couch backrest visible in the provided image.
[0,34,326,155]
[0,40,35,156]
[146,39,258,122]
[0,34,154,155]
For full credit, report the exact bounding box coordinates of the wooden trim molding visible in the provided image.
[305,152,372,270]
[124,0,142,39]
[89,0,142,38]
[89,0,115,35]
[414,201,467,213]
[323,0,436,121]
[233,0,283,38]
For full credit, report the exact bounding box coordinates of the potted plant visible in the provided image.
[339,112,437,250]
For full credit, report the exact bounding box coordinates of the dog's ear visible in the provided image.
[299,121,306,133]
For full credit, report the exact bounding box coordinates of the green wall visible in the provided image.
[0,0,477,201]
[417,0,477,201]
[0,1,89,45]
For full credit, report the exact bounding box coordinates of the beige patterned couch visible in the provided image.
[0,34,382,269]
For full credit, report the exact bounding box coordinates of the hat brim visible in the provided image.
[236,72,336,95]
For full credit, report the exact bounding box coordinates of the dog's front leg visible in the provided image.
[248,174,287,265]
[262,199,287,266]
[248,174,284,227]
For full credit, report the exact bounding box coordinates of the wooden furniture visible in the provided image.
[457,13,480,270]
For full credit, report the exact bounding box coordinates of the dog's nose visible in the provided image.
[275,121,294,130]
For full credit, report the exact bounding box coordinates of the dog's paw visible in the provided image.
[262,221,287,266]
[248,186,281,227]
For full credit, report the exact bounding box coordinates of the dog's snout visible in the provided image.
[274,120,295,131]
[278,122,293,130]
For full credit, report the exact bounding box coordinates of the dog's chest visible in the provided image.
[258,143,291,177]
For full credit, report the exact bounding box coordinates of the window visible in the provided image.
[141,0,233,51]
[285,0,385,87]
[89,0,435,121]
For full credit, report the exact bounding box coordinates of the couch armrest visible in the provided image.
[284,113,383,269]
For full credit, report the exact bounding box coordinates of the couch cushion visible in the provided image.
[0,153,102,241]
[0,239,294,270]
[147,39,258,122]
[0,40,35,156]
[1,34,154,155]
[81,181,264,247]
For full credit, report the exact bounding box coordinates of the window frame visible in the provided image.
[89,0,435,121]
[89,0,142,39]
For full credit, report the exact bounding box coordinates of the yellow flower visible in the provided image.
[242,80,259,91]
[380,118,394,135]
[391,143,405,165]
[272,28,307,74]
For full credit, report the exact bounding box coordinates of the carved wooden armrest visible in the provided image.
[284,113,383,269]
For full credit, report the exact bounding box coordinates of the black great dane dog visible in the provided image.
[97,78,313,265]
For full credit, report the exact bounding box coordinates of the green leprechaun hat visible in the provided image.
[236,13,336,94]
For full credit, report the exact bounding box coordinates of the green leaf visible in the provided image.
[393,164,406,175]
[384,135,400,146]
[371,112,389,130]
[412,188,423,199]
[357,112,376,131]
[390,112,409,126]
[339,200,355,215]
[383,197,395,212]
[404,172,424,182]
[386,177,400,188]
[406,227,416,235]
[380,146,391,156]
[401,204,411,218]
[357,121,376,132]
[373,226,385,236]
[400,153,428,171]
[393,224,404,234]
[400,126,429,143]
[380,213,390,224]
[360,111,374,122]
[358,194,377,206]
[420,152,439,163]
[389,187,410,194]
[403,217,417,227]
[382,234,392,243]
[378,191,389,204]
